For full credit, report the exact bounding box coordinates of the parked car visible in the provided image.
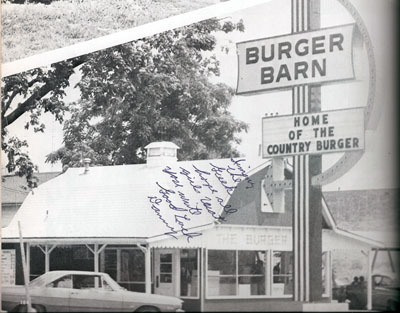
[371,273,400,311]
[345,273,400,311]
[2,271,184,312]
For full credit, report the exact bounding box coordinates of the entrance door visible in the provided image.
[154,249,178,296]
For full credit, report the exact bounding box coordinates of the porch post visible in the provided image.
[94,244,99,272]
[45,249,49,273]
[367,249,372,310]
[145,247,152,294]
[44,245,55,272]
[38,244,56,273]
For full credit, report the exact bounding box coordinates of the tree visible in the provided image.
[1,55,86,187]
[1,18,247,184]
[46,18,248,167]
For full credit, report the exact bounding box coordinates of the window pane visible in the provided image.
[208,250,236,275]
[120,250,145,282]
[104,250,117,281]
[239,276,266,296]
[273,251,293,295]
[238,251,266,296]
[160,274,172,283]
[208,276,236,296]
[149,148,161,156]
[160,264,172,273]
[160,253,172,263]
[50,275,72,289]
[180,249,198,297]
[73,275,101,289]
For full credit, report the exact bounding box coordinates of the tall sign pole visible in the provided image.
[236,0,372,305]
[291,0,322,302]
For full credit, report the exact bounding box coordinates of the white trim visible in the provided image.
[333,228,383,248]
[3,238,149,245]
[321,196,338,230]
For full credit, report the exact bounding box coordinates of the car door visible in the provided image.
[69,274,123,312]
[35,274,73,312]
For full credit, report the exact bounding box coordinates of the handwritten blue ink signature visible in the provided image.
[148,158,254,242]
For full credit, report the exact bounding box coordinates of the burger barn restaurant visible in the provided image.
[1,142,382,312]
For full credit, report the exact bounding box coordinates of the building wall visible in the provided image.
[223,166,293,227]
[1,203,21,228]
[203,298,303,312]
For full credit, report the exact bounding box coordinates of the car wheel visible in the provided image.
[387,300,399,311]
[32,304,47,312]
[135,306,160,312]
[10,304,47,312]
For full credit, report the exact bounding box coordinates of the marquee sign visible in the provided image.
[1,249,16,286]
[236,24,356,94]
[262,107,365,157]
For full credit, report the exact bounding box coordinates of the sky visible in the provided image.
[2,0,397,192]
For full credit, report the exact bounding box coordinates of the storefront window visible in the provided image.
[238,251,266,296]
[207,250,237,296]
[207,250,267,297]
[102,248,146,292]
[272,251,293,296]
[120,249,145,283]
[180,249,199,298]
[104,249,117,281]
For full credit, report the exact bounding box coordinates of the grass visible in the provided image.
[2,0,218,63]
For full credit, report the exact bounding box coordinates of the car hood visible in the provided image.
[2,285,183,307]
[122,290,183,306]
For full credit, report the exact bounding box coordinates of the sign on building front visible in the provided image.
[1,249,16,286]
[236,24,357,94]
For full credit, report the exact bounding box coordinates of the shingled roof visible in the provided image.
[2,158,268,240]
[323,189,399,232]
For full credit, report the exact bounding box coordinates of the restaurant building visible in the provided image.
[1,142,382,311]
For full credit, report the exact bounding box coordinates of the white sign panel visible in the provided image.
[236,24,356,94]
[150,225,293,251]
[262,107,365,157]
[1,249,16,286]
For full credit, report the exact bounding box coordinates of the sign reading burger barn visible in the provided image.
[236,24,357,94]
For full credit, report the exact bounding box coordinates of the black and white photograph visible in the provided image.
[1,0,398,312]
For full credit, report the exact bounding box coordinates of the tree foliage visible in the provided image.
[2,18,247,184]
[46,18,247,167]
[1,55,85,187]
